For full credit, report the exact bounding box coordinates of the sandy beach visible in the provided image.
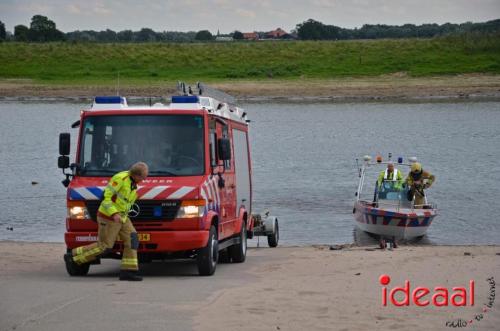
[1,74,500,102]
[0,242,498,331]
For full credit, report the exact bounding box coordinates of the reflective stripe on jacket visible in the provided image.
[98,171,138,218]
[377,168,404,187]
[384,168,398,180]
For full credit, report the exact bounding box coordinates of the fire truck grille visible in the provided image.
[85,200,181,222]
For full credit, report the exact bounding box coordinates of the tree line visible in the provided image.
[0,15,499,43]
[296,18,500,40]
[2,15,65,42]
[0,15,235,42]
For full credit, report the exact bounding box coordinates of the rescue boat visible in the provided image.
[353,155,438,247]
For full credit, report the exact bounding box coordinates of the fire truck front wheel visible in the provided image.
[197,226,218,276]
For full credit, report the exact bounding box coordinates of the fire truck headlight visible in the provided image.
[68,204,90,220]
[176,200,206,218]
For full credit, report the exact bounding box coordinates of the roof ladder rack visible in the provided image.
[176,81,237,107]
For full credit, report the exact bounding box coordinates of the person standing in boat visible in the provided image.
[377,161,404,190]
[405,162,435,208]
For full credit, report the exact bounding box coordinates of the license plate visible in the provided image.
[138,233,150,241]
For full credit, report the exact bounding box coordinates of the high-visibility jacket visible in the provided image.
[98,171,138,220]
[377,168,404,188]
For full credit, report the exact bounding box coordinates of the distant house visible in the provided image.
[266,28,288,39]
[215,36,233,42]
[243,32,259,40]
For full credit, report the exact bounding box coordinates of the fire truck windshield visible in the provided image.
[78,115,204,176]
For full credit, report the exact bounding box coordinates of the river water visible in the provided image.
[0,100,499,245]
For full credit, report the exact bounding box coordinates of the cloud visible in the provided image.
[236,8,256,19]
[311,0,338,9]
[92,2,111,15]
[64,2,111,17]
[66,4,81,14]
[15,2,53,15]
[214,0,230,5]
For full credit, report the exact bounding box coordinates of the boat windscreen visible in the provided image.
[378,181,403,200]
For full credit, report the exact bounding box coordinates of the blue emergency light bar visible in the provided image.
[94,96,126,104]
[171,95,199,103]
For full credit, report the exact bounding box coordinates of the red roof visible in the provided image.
[266,28,287,38]
[243,32,259,40]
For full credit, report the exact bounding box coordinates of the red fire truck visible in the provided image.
[58,84,279,276]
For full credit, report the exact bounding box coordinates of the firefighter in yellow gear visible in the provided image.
[405,162,435,208]
[64,162,148,281]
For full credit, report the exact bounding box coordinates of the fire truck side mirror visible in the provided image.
[58,156,70,169]
[59,133,71,156]
[218,138,231,161]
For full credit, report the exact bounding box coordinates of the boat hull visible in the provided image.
[353,201,437,240]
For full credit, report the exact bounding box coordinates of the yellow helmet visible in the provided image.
[411,162,422,173]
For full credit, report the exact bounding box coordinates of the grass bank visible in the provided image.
[1,34,499,85]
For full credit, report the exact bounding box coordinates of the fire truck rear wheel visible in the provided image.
[267,219,279,248]
[197,225,218,276]
[218,249,230,263]
[229,221,247,263]
[64,249,90,276]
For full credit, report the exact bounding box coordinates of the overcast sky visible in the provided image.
[1,0,499,33]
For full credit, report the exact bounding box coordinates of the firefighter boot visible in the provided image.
[119,270,143,281]
[64,252,90,276]
[63,253,77,273]
[118,219,141,281]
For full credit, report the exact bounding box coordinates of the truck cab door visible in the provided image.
[208,120,234,239]
[218,123,236,237]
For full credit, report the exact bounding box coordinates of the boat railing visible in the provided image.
[413,202,438,210]
[358,198,437,211]
[359,198,403,211]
